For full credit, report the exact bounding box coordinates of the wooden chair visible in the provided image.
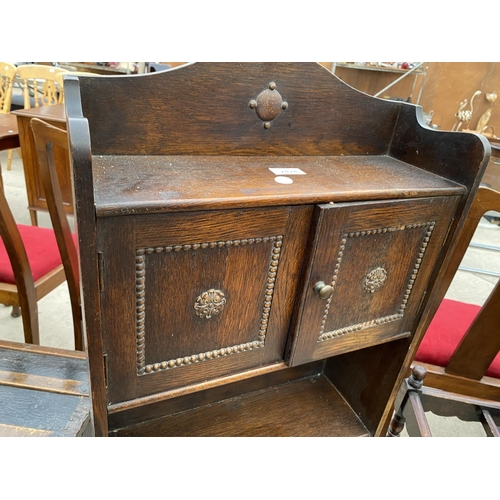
[5,64,68,172]
[0,62,17,176]
[15,64,68,109]
[30,118,83,351]
[0,180,67,345]
[387,185,500,436]
[0,62,15,113]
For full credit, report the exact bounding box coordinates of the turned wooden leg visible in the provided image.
[387,365,430,437]
[11,305,21,317]
[387,409,406,437]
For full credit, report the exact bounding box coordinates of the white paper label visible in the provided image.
[269,168,306,175]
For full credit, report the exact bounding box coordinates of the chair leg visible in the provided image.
[387,408,406,437]
[6,148,22,170]
[11,305,21,317]
[387,365,431,437]
[15,284,40,345]
[6,149,13,170]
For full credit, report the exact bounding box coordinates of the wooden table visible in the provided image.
[0,113,20,191]
[13,104,72,226]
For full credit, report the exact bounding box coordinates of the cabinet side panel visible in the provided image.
[99,217,138,404]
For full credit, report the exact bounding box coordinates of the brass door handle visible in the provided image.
[313,281,333,300]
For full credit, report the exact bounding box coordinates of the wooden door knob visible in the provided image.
[313,281,334,300]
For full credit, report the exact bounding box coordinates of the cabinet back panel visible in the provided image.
[78,63,400,156]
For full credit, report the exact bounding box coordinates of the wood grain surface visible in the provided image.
[92,154,465,216]
[114,375,369,437]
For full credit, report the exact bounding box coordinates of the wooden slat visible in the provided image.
[0,370,87,397]
[421,382,500,411]
[0,339,86,359]
[413,361,500,403]
[0,346,88,385]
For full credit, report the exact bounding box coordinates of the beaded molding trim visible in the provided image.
[135,235,283,375]
[317,221,435,343]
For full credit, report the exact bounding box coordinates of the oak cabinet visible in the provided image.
[65,63,489,436]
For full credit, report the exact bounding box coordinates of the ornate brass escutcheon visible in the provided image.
[194,289,226,319]
[364,267,388,293]
[249,82,288,129]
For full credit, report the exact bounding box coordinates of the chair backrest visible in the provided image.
[55,71,99,103]
[15,64,68,109]
[0,181,39,341]
[442,185,500,380]
[0,62,16,113]
[30,118,83,350]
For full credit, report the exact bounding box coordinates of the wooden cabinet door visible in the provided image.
[286,196,461,366]
[98,206,311,404]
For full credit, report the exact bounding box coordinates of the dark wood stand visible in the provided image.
[64,63,490,437]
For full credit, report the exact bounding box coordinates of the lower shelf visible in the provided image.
[113,374,370,437]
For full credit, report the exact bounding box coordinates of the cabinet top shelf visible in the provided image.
[92,154,465,217]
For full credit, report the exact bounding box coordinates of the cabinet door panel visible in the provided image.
[99,206,311,403]
[287,196,460,366]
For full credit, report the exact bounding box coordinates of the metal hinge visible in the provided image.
[103,353,109,388]
[98,252,105,292]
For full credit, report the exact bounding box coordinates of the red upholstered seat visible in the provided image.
[0,224,64,283]
[415,298,500,379]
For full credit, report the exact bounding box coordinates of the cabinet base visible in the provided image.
[111,372,370,437]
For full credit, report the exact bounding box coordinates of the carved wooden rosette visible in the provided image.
[364,267,388,293]
[317,221,436,342]
[135,235,283,375]
[194,289,227,319]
